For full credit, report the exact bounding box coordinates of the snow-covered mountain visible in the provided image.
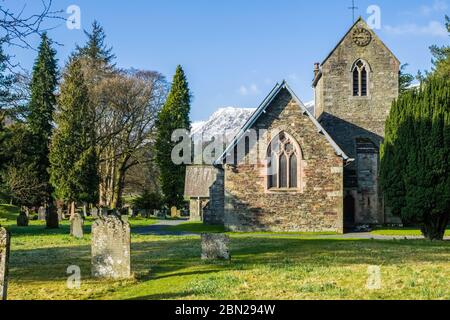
[192,107,256,141]
[192,101,315,142]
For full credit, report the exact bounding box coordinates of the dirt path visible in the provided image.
[133,219,197,236]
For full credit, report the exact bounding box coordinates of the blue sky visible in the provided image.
[5,0,449,121]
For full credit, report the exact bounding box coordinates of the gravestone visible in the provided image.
[38,206,46,221]
[171,206,178,218]
[91,215,131,279]
[128,207,135,217]
[91,208,99,219]
[46,204,59,229]
[201,234,231,261]
[70,213,84,239]
[17,211,29,227]
[0,227,10,300]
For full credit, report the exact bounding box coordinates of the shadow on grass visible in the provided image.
[8,235,450,290]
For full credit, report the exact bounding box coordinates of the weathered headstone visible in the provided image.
[201,234,231,261]
[91,207,99,219]
[70,213,84,239]
[0,227,10,300]
[171,206,178,218]
[38,206,46,221]
[16,211,29,227]
[46,204,59,229]
[128,207,135,217]
[91,216,131,279]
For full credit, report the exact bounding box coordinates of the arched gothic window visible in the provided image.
[352,59,369,97]
[267,132,302,190]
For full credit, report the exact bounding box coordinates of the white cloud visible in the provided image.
[238,83,260,96]
[384,21,448,37]
[420,0,448,16]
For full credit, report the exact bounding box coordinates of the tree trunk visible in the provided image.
[112,156,130,210]
[421,213,449,241]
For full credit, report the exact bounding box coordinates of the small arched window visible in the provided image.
[267,132,302,190]
[352,59,369,97]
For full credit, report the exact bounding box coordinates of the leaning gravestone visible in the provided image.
[38,206,46,221]
[201,234,231,261]
[91,215,131,279]
[70,213,84,239]
[0,227,10,300]
[17,211,29,227]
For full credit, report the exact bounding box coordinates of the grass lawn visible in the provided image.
[161,221,340,236]
[371,227,450,237]
[2,204,450,300]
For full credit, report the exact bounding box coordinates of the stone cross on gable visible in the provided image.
[348,0,359,23]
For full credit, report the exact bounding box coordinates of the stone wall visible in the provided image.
[315,19,400,225]
[224,88,344,233]
[204,168,225,225]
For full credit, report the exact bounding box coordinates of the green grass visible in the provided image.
[0,204,20,222]
[161,222,226,233]
[161,221,340,236]
[2,204,450,300]
[371,227,450,237]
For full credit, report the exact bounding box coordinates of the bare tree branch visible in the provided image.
[0,0,64,50]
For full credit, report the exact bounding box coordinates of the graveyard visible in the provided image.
[1,204,449,300]
[0,0,449,304]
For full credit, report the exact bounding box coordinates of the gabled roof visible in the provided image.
[214,81,350,165]
[313,17,400,87]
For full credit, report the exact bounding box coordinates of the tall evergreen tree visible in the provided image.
[28,33,58,202]
[429,15,450,79]
[0,44,15,115]
[155,65,191,207]
[399,64,415,93]
[75,20,115,67]
[49,58,99,212]
[381,75,450,240]
[0,43,15,197]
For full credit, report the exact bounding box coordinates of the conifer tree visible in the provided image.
[381,76,450,240]
[49,58,99,213]
[429,15,450,79]
[28,33,58,202]
[75,20,115,67]
[155,66,191,207]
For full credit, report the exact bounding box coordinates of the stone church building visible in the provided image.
[185,18,401,233]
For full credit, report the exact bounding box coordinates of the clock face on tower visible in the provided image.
[352,28,372,47]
